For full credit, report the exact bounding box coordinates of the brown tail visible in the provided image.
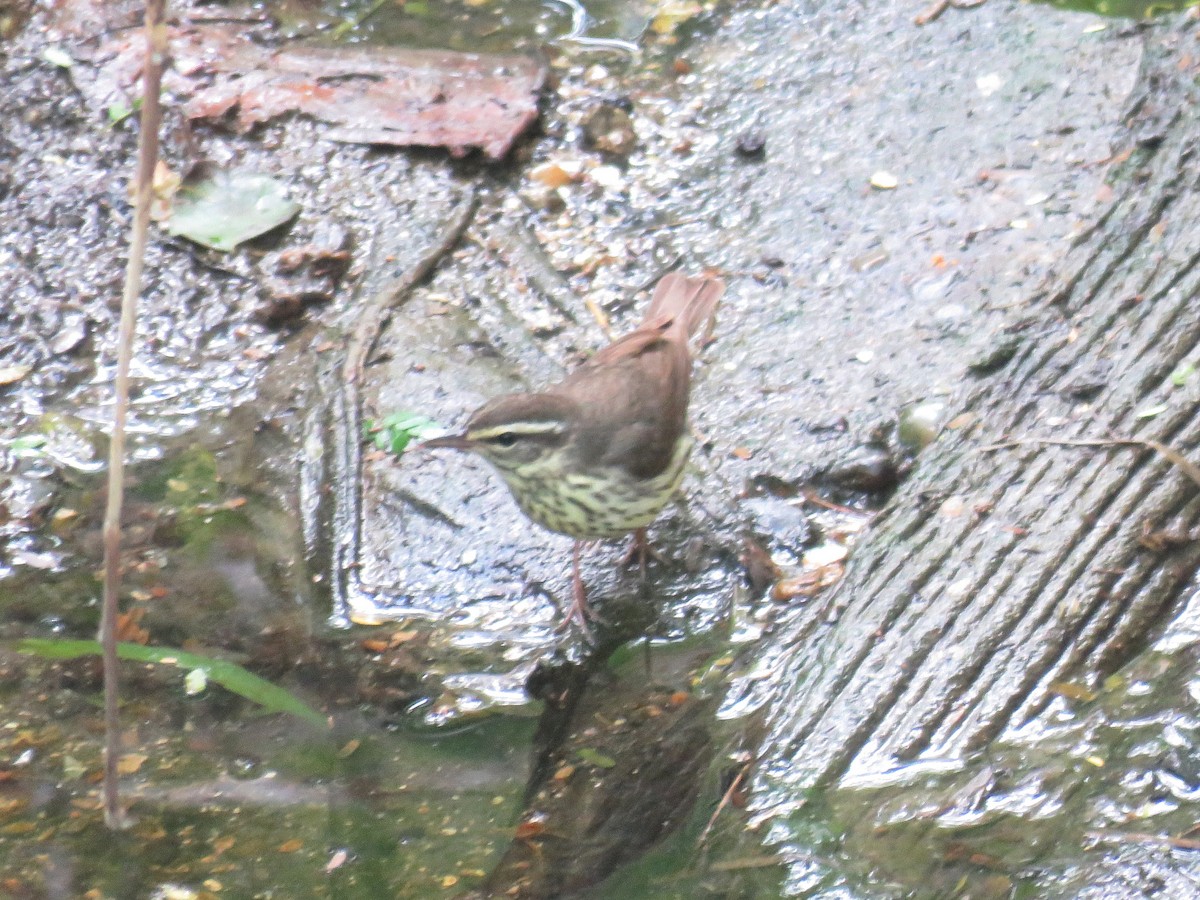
[643,271,725,339]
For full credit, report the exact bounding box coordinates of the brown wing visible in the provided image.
[553,274,723,480]
[556,331,690,480]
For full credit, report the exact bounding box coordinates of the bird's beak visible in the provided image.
[417,433,471,452]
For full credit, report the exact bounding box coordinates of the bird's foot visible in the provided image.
[556,592,603,636]
[619,528,664,580]
[556,540,607,636]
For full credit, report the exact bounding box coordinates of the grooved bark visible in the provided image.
[761,21,1200,794]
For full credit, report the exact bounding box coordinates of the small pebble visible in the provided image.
[735,130,766,157]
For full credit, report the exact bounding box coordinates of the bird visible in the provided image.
[420,271,724,632]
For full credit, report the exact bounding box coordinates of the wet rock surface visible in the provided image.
[4,0,1198,896]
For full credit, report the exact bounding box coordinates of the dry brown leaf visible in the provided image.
[117,753,148,774]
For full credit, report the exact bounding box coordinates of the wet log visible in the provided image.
[761,19,1200,794]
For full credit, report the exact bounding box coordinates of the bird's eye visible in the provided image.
[489,432,518,448]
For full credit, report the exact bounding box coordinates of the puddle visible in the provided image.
[286,0,664,54]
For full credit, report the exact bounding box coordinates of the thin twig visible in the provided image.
[102,0,167,830]
[915,0,987,25]
[697,760,751,845]
[1086,830,1200,851]
[328,191,478,619]
[342,192,479,384]
[331,0,389,39]
[801,487,874,517]
[977,436,1200,489]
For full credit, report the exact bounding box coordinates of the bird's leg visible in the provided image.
[619,528,664,580]
[559,540,597,635]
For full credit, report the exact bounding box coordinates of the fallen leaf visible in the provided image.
[771,562,844,600]
[0,365,31,385]
[1170,362,1195,387]
[576,748,616,769]
[651,1,703,34]
[115,610,150,644]
[83,26,545,160]
[117,753,148,774]
[62,756,86,780]
[184,668,208,695]
[168,167,300,252]
[529,162,577,188]
[1050,681,1097,702]
[514,818,546,839]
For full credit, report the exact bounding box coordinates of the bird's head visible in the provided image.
[419,393,576,475]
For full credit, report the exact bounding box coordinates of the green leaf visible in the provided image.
[7,434,47,455]
[184,667,208,695]
[576,747,616,768]
[107,97,142,125]
[1170,362,1195,387]
[62,755,86,780]
[19,639,327,727]
[1136,403,1168,419]
[364,412,443,456]
[167,168,301,252]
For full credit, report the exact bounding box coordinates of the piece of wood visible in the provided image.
[761,21,1200,795]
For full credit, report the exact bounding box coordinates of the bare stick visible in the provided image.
[1086,830,1200,852]
[341,190,479,385]
[326,190,477,618]
[101,0,168,830]
[697,760,752,845]
[977,436,1200,490]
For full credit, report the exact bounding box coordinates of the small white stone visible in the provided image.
[976,73,1005,97]
[590,165,623,188]
[869,170,899,190]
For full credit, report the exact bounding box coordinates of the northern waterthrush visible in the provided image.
[421,272,724,631]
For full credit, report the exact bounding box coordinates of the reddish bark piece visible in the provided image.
[91,26,545,159]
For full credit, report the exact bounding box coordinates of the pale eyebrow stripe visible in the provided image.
[470,421,566,439]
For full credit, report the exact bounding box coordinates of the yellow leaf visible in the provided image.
[651,1,702,34]
[117,753,148,774]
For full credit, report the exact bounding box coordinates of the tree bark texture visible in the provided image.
[760,20,1200,795]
